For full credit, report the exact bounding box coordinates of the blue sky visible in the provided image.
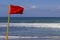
[0,0,60,17]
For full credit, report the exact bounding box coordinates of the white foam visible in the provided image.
[0,36,60,39]
[0,36,39,39]
[0,23,60,28]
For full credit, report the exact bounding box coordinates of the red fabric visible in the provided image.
[10,5,24,14]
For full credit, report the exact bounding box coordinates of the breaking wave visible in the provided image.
[0,36,60,39]
[0,23,60,28]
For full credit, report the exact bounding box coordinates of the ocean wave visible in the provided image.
[0,23,60,28]
[0,36,60,39]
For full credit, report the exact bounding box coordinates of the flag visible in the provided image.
[6,5,24,40]
[10,5,24,14]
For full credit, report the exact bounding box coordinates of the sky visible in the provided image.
[0,0,60,17]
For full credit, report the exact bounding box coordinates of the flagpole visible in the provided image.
[6,5,10,40]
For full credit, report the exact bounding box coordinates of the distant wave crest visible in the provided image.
[0,23,60,28]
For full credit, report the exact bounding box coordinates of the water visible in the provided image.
[0,17,60,40]
[1,17,60,23]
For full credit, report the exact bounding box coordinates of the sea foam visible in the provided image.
[0,23,60,28]
[0,36,60,39]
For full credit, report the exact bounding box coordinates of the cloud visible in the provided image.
[30,5,37,9]
[49,6,60,13]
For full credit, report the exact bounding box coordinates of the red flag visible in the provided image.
[10,5,24,14]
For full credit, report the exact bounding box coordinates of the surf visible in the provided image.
[0,23,60,28]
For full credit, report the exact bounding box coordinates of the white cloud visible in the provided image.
[30,5,37,9]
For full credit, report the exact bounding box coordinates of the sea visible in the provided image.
[0,17,60,40]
